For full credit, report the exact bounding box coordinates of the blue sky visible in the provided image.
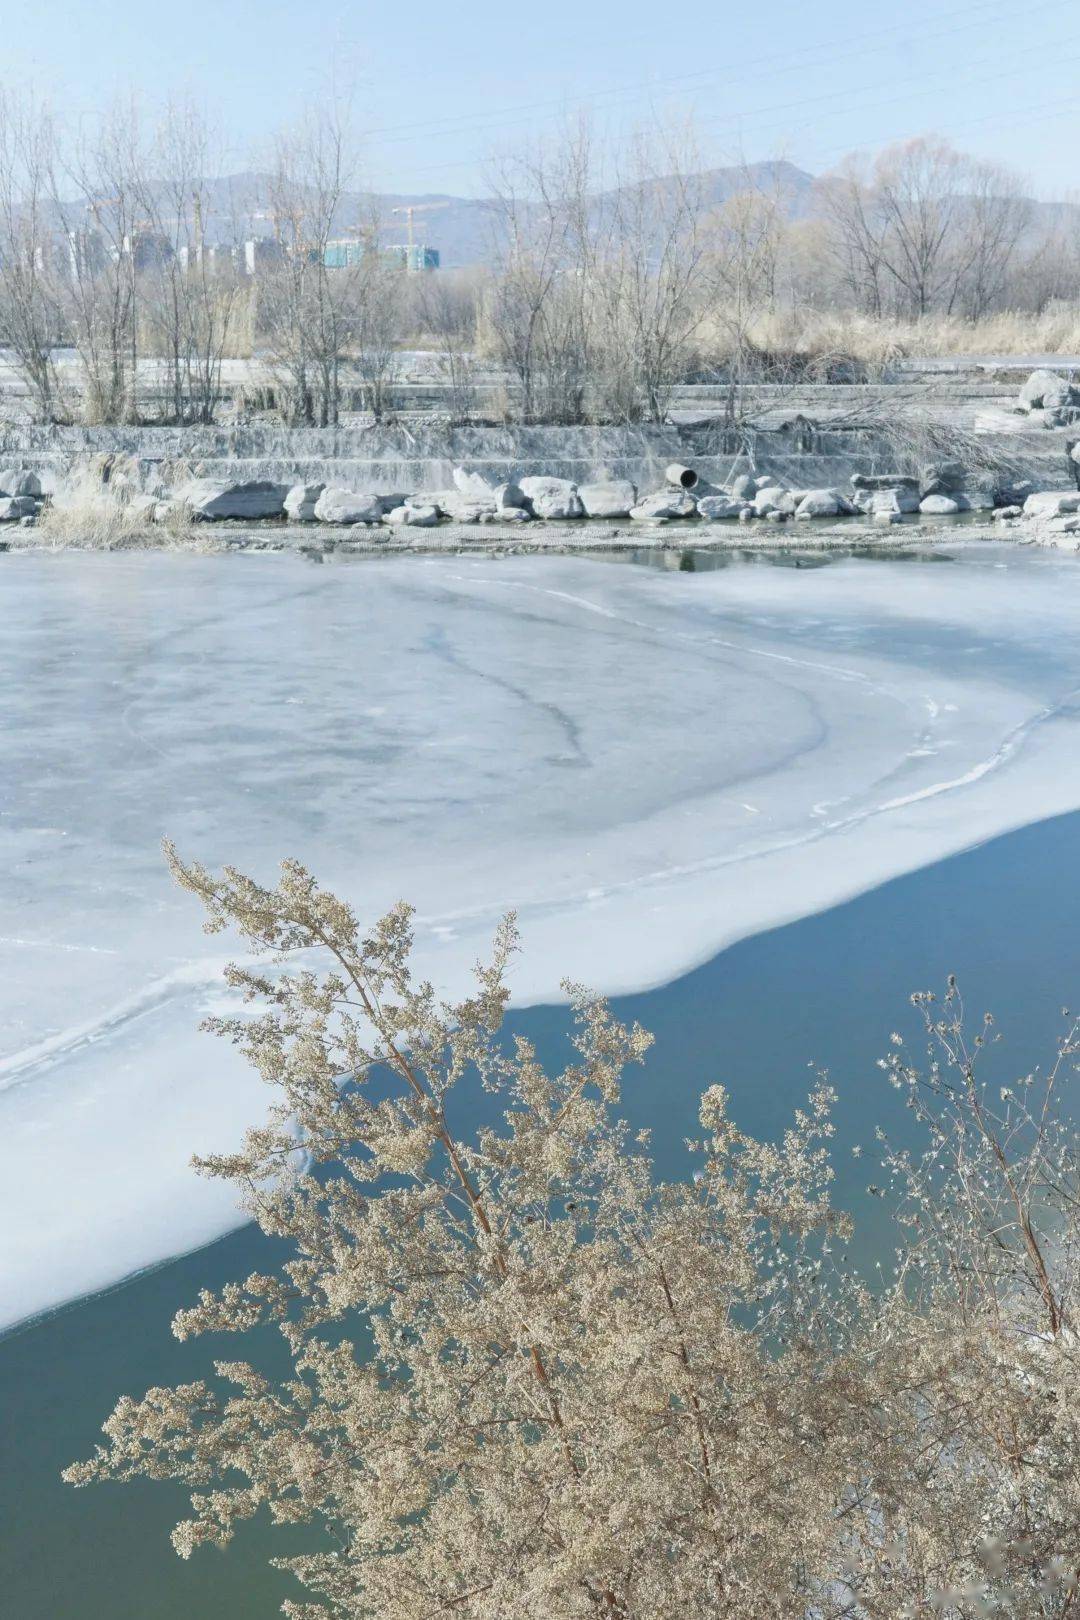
[11,0,1080,196]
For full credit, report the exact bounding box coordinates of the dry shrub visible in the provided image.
[36,458,204,550]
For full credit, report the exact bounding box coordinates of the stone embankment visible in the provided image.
[2,368,1079,551]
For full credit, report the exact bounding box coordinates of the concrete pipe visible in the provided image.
[665,464,699,490]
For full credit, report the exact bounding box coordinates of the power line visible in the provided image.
[365,0,1071,156]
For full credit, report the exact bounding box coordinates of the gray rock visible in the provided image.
[737,506,754,523]
[578,480,637,518]
[493,482,528,511]
[857,486,920,515]
[630,489,697,521]
[729,474,756,500]
[919,460,966,497]
[439,492,498,523]
[697,495,746,520]
[0,468,42,498]
[519,476,583,520]
[386,504,439,527]
[795,488,848,519]
[313,488,383,525]
[752,485,792,516]
[992,505,1023,520]
[452,467,495,499]
[851,473,919,492]
[284,482,326,523]
[182,479,288,520]
[0,495,36,521]
[1023,490,1080,518]
[995,479,1036,508]
[919,494,961,516]
[872,509,904,525]
[1018,368,1075,412]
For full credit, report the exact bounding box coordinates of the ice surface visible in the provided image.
[5,544,1080,1327]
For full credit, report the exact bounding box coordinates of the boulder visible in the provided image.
[919,495,961,516]
[519,476,583,520]
[995,479,1036,508]
[753,486,796,517]
[855,485,920,515]
[0,495,36,521]
[872,509,904,525]
[629,489,697,521]
[794,488,849,519]
[386,504,439,528]
[182,479,288,521]
[284,482,326,523]
[1023,491,1080,519]
[697,495,747,520]
[1018,368,1075,413]
[578,480,637,518]
[919,460,966,498]
[313,488,383,525]
[439,492,498,523]
[452,467,495,499]
[493,482,528,511]
[729,474,757,500]
[992,505,1023,520]
[0,468,42,498]
[851,473,919,492]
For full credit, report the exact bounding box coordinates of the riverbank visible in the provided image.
[4,513,1077,559]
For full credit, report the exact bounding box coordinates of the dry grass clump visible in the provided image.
[696,301,1080,383]
[34,459,211,551]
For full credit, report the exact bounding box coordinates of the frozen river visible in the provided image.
[5,543,1080,1329]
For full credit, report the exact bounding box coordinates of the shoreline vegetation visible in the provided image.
[62,850,1080,1620]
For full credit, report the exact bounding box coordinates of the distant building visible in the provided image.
[324,238,366,269]
[123,231,174,272]
[65,227,109,280]
[243,237,283,276]
[391,243,440,272]
[323,239,440,273]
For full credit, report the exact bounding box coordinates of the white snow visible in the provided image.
[4,544,1080,1328]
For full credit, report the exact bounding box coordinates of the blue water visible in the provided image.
[2,808,1079,1619]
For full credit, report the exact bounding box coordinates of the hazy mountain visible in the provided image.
[186,160,818,268]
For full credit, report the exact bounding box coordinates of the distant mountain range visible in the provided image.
[96,159,1076,270]
[190,160,819,268]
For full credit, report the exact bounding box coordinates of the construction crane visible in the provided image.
[390,201,446,266]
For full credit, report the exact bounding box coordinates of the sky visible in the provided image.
[8,0,1080,198]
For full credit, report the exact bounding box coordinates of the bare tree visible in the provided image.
[412,267,481,424]
[487,125,595,424]
[0,93,63,421]
[257,106,354,426]
[818,156,891,317]
[51,100,145,423]
[591,127,713,423]
[136,101,246,423]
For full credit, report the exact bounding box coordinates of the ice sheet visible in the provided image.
[4,544,1080,1327]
